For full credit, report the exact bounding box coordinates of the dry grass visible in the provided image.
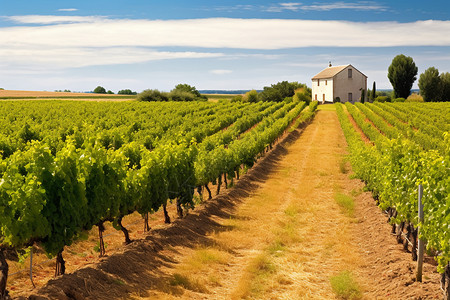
[154,110,367,299]
[0,89,134,101]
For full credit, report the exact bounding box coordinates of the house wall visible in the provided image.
[312,78,334,103]
[333,66,367,103]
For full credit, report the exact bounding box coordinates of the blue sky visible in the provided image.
[1,1,450,92]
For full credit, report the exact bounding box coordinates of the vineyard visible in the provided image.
[0,99,318,298]
[335,102,449,296]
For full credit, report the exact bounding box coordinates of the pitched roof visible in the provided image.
[311,65,349,80]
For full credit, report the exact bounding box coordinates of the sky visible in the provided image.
[1,1,450,92]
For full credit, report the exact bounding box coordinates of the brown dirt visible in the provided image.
[12,109,442,300]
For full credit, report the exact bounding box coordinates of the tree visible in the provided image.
[360,89,365,103]
[93,86,106,94]
[259,81,309,102]
[242,90,259,102]
[171,84,207,101]
[371,81,376,101]
[388,54,418,98]
[136,89,169,102]
[293,87,311,104]
[107,90,114,94]
[439,72,450,102]
[118,89,137,95]
[418,67,440,102]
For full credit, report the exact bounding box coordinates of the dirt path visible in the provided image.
[26,109,442,300]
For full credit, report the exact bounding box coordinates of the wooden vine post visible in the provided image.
[416,184,424,282]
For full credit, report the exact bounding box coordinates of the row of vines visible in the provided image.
[0,99,318,298]
[335,102,449,297]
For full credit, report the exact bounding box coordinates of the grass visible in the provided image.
[334,193,355,218]
[317,104,337,111]
[339,157,350,174]
[170,273,207,292]
[231,252,276,299]
[330,270,362,299]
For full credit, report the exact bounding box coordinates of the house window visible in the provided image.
[323,94,325,101]
[315,94,317,101]
[348,69,352,78]
[317,80,320,86]
[348,93,353,102]
[325,80,327,85]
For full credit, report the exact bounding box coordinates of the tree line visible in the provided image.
[387,54,450,102]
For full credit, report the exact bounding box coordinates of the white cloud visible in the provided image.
[2,17,449,50]
[57,8,78,12]
[210,69,233,75]
[1,16,450,71]
[0,46,224,69]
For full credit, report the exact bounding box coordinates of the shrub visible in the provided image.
[334,97,341,103]
[406,93,424,102]
[242,90,259,103]
[231,95,243,102]
[375,96,391,103]
[171,84,207,101]
[137,89,169,102]
[392,97,405,102]
[170,90,196,102]
[293,87,311,104]
[259,81,310,102]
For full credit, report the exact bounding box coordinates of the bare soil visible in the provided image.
[13,109,442,299]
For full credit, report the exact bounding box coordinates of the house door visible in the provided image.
[348,93,353,102]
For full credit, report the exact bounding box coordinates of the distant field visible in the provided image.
[0,90,237,102]
[0,90,135,101]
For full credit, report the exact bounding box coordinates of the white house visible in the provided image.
[311,64,367,103]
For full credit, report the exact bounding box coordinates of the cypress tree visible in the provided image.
[372,81,376,101]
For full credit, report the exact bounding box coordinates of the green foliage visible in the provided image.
[334,193,355,217]
[243,90,259,103]
[171,84,207,101]
[259,81,310,102]
[330,271,362,300]
[335,102,450,273]
[360,89,365,104]
[392,97,405,102]
[371,81,376,101]
[231,95,243,102]
[439,72,450,102]
[419,67,440,102]
[293,87,311,104]
[374,96,390,103]
[388,54,418,98]
[406,93,424,102]
[107,90,114,94]
[334,97,341,103]
[117,89,137,95]
[93,86,107,94]
[137,89,169,102]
